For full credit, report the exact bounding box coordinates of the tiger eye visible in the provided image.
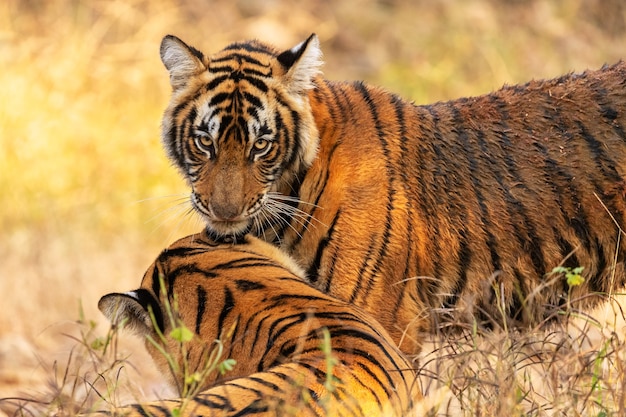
[253,138,269,151]
[197,135,213,150]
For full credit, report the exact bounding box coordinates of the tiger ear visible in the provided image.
[277,33,323,94]
[98,289,164,337]
[160,35,206,91]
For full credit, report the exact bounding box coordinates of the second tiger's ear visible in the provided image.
[98,289,164,337]
[276,33,323,95]
[160,35,206,91]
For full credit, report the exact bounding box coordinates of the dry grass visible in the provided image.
[1,0,626,415]
[416,301,626,416]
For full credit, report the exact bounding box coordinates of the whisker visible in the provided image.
[164,205,199,245]
[267,205,308,235]
[263,201,307,240]
[132,193,190,205]
[147,201,194,238]
[144,199,191,224]
[266,192,323,209]
[265,198,328,229]
[258,206,283,244]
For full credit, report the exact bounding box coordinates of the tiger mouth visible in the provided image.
[203,224,250,244]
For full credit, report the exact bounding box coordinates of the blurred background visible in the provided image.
[1,0,626,407]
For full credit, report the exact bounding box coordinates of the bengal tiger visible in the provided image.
[97,230,419,417]
[159,33,626,354]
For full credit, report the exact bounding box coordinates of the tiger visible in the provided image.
[159,33,626,354]
[97,230,419,417]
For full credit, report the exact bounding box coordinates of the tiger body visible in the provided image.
[160,33,626,354]
[98,231,418,416]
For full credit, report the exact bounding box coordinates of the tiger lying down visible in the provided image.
[98,230,419,417]
[159,33,626,354]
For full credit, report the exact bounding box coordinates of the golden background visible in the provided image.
[1,0,625,413]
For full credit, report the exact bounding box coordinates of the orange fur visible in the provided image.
[98,231,419,416]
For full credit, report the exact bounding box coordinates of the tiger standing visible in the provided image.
[159,33,626,354]
[97,231,419,416]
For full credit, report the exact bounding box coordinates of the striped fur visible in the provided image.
[160,33,626,354]
[98,231,418,416]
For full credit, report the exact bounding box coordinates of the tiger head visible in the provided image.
[98,230,306,393]
[160,34,323,239]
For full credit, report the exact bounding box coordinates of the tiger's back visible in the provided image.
[98,231,419,416]
[299,64,626,343]
[159,34,626,354]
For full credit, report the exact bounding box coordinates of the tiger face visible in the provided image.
[160,35,322,238]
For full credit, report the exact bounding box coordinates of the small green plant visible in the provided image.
[319,327,338,393]
[551,266,585,288]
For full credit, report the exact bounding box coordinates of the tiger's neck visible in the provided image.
[256,79,341,248]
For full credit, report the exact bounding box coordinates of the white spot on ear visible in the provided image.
[283,35,323,94]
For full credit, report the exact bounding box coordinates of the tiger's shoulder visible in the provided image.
[98,230,420,416]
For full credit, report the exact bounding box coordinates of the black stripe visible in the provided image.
[207,64,236,74]
[577,120,622,183]
[242,76,269,93]
[294,360,332,382]
[576,120,626,230]
[535,96,595,258]
[247,375,284,391]
[213,50,269,65]
[168,264,217,288]
[133,288,164,333]
[588,236,609,294]
[281,107,302,171]
[288,140,341,248]
[552,227,581,269]
[242,91,264,108]
[262,313,308,369]
[322,327,407,395]
[265,368,299,385]
[193,392,236,410]
[349,236,377,304]
[208,91,231,107]
[195,286,207,335]
[217,286,235,341]
[352,83,395,303]
[601,105,626,140]
[453,103,498,271]
[423,106,449,289]
[442,229,471,309]
[268,293,332,304]
[151,263,163,299]
[211,256,282,271]
[510,273,526,323]
[206,74,230,91]
[350,362,385,410]
[235,279,267,291]
[410,108,442,305]
[488,95,547,279]
[307,210,340,284]
[157,246,206,262]
[322,324,407,368]
[130,404,172,416]
[389,94,413,321]
[246,312,271,361]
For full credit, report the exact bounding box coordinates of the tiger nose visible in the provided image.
[210,200,244,221]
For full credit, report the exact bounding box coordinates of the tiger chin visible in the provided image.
[159,33,626,355]
[96,230,419,417]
